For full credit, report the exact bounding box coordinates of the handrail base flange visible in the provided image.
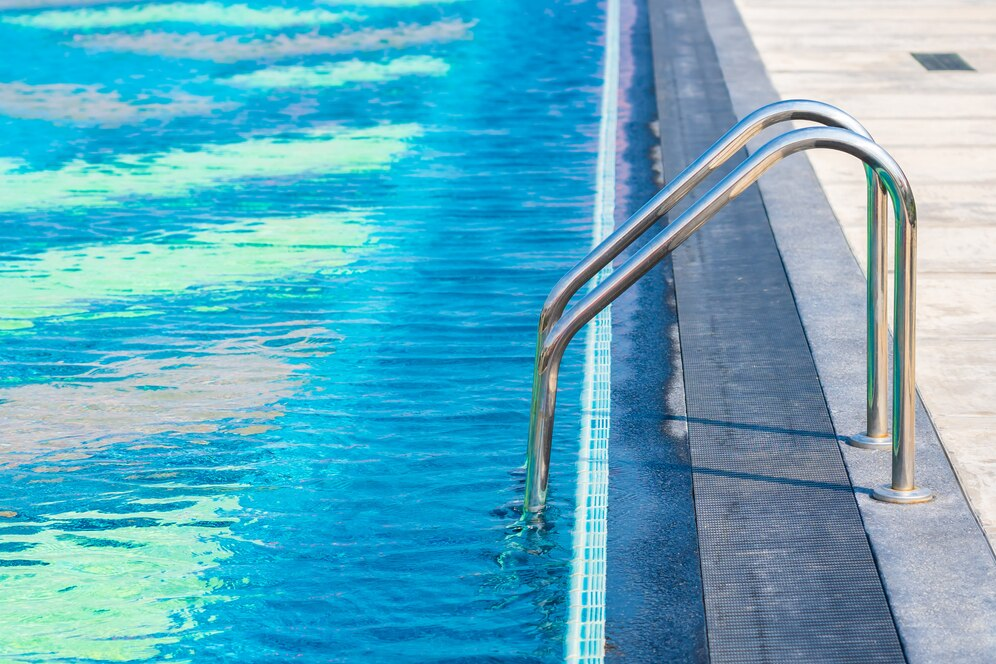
[872,485,934,504]
[846,432,892,450]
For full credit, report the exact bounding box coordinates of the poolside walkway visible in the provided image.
[731,0,996,545]
[621,0,996,660]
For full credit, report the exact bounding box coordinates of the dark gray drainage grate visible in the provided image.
[912,52,975,71]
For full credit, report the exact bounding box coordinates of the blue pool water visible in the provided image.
[0,1,611,660]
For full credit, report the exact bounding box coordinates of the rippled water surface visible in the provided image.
[0,0,607,661]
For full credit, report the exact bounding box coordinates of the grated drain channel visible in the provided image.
[912,52,975,71]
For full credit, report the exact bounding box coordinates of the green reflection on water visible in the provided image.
[0,495,239,662]
[4,3,359,30]
[0,211,371,328]
[0,123,420,212]
[223,55,449,89]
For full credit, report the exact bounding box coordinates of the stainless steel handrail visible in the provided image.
[524,126,932,512]
[531,100,894,471]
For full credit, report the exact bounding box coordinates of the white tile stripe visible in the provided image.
[564,0,619,660]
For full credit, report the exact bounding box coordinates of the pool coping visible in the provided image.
[698,0,996,660]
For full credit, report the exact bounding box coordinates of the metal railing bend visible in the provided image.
[523,121,933,513]
[531,100,893,456]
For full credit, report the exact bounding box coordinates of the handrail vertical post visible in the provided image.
[872,180,932,503]
[896,208,918,488]
[847,170,892,449]
[524,343,562,512]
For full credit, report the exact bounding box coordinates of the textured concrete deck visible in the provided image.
[731,0,996,546]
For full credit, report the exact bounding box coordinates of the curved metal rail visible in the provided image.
[524,126,932,512]
[532,100,893,470]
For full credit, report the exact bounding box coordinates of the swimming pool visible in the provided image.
[0,0,615,660]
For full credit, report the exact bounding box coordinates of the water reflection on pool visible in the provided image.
[0,0,606,660]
